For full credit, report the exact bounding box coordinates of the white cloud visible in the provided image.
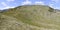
[48,3,59,9]
[49,4,54,7]
[21,0,32,5]
[51,0,59,3]
[0,6,15,10]
[6,0,15,2]
[48,0,58,9]
[1,2,7,6]
[4,6,15,9]
[1,2,15,10]
[35,1,45,5]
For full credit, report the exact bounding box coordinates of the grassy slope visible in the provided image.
[0,5,60,30]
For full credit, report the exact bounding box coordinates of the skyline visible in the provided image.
[0,0,60,10]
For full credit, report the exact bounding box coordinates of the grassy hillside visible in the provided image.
[0,5,60,30]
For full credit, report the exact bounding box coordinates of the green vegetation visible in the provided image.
[0,5,60,30]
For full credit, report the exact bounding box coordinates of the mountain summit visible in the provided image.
[0,5,60,30]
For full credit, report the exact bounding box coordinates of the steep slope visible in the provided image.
[0,5,60,30]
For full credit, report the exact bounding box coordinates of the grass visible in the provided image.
[1,5,60,30]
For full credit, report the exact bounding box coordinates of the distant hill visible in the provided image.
[0,5,60,30]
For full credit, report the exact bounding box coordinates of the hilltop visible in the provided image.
[0,5,60,30]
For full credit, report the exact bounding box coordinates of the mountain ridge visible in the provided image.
[0,5,60,30]
[0,5,60,13]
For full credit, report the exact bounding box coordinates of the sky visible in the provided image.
[0,0,60,10]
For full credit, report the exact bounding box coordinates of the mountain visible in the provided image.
[0,5,60,30]
[0,10,3,12]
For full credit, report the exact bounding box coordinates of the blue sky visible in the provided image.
[0,0,60,10]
